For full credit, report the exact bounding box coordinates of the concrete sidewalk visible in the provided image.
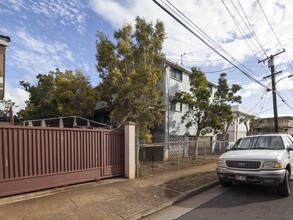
[0,163,218,220]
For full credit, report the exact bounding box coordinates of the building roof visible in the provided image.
[259,116,293,120]
[231,105,255,117]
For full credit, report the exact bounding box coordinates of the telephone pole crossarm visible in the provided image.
[258,49,285,64]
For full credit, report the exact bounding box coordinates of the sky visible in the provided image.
[1,0,293,118]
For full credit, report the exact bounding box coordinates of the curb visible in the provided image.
[128,180,219,220]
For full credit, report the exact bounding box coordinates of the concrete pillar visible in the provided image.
[59,118,64,128]
[28,121,33,126]
[73,117,77,127]
[124,121,136,179]
[41,120,46,127]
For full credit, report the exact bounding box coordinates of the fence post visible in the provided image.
[177,144,180,170]
[204,142,206,162]
[195,141,198,158]
[124,121,136,179]
[183,133,189,158]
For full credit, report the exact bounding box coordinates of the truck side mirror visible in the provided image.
[288,145,293,151]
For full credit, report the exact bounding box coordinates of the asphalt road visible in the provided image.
[145,183,293,220]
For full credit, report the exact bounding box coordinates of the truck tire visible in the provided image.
[219,178,232,187]
[276,170,290,197]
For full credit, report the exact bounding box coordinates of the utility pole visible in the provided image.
[259,49,285,133]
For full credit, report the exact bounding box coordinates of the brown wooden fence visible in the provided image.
[0,125,124,197]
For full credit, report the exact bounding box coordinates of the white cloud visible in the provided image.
[3,84,29,112]
[0,0,87,34]
[7,28,75,75]
[29,0,86,34]
[238,82,266,98]
[6,0,26,11]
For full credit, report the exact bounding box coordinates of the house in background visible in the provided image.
[225,105,255,142]
[252,116,293,135]
[0,35,11,100]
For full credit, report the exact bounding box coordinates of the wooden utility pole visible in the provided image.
[259,49,285,133]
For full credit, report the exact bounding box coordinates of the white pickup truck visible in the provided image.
[217,134,293,197]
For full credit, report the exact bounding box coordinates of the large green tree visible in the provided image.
[211,73,242,140]
[96,17,165,141]
[18,69,97,120]
[175,67,214,143]
[175,69,241,157]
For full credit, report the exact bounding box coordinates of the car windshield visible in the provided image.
[232,136,284,150]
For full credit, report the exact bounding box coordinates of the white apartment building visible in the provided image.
[226,105,255,142]
[152,59,218,143]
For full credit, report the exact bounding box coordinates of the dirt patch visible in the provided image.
[139,157,218,177]
[159,171,218,192]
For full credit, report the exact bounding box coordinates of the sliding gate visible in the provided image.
[0,125,124,197]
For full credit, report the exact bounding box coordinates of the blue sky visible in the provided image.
[1,0,293,117]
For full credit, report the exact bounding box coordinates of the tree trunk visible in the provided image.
[244,121,249,136]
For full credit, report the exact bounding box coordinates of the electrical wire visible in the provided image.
[170,58,225,63]
[245,89,266,115]
[164,0,261,80]
[153,0,270,90]
[256,92,269,117]
[236,0,268,58]
[223,0,264,59]
[204,67,235,73]
[257,103,286,115]
[276,90,293,111]
[256,0,293,107]
[231,0,270,77]
[257,0,293,76]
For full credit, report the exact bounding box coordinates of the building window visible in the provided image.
[170,67,182,81]
[170,100,182,112]
[188,104,195,111]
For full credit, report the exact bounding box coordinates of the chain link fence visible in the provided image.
[138,140,233,177]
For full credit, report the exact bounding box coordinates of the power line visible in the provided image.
[231,0,270,76]
[222,0,264,60]
[257,0,293,106]
[170,58,225,63]
[276,90,293,111]
[257,103,286,115]
[257,0,293,73]
[246,89,266,114]
[153,0,269,90]
[164,0,261,80]
[257,0,282,49]
[236,0,268,58]
[204,67,235,73]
